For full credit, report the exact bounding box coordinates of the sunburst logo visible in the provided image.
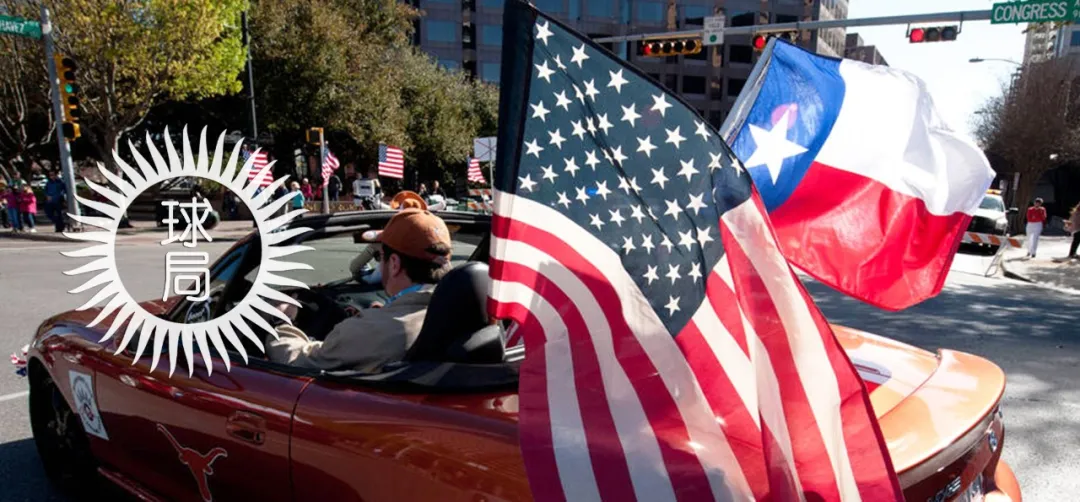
[62,126,312,376]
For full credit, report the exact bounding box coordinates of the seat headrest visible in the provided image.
[407,262,503,364]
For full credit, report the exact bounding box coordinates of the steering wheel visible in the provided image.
[288,288,350,342]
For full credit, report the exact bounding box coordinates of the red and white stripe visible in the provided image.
[322,149,340,186]
[468,157,487,183]
[488,190,901,502]
[379,144,405,179]
[246,151,273,188]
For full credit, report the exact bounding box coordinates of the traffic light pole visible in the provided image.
[39,6,81,229]
[592,8,991,43]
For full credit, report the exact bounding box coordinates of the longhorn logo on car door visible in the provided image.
[157,424,228,502]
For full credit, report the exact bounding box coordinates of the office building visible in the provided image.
[844,33,888,66]
[411,0,849,128]
[1023,22,1080,64]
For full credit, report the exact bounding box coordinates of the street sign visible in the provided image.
[473,136,497,162]
[990,0,1074,24]
[0,15,41,39]
[703,14,726,46]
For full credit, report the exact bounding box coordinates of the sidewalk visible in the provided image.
[0,219,255,244]
[1000,236,1080,291]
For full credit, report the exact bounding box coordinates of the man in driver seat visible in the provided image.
[267,208,453,372]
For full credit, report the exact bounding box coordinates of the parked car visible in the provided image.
[24,210,1021,502]
[968,191,1016,238]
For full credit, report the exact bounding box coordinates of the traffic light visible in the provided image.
[55,55,81,140]
[752,34,767,52]
[306,127,324,145]
[638,38,702,57]
[908,25,959,43]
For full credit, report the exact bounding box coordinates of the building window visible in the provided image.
[1072,30,1080,46]
[535,0,564,14]
[730,11,754,27]
[481,25,502,45]
[586,0,613,18]
[727,78,746,97]
[710,79,723,100]
[775,14,798,24]
[664,74,677,92]
[439,59,460,70]
[729,45,752,64]
[683,75,706,95]
[684,5,709,24]
[708,110,724,129]
[481,62,501,83]
[569,0,580,19]
[481,0,503,7]
[424,0,455,4]
[637,1,663,23]
[648,73,661,83]
[427,20,458,43]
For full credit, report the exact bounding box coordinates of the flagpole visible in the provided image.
[718,37,777,144]
[318,132,329,214]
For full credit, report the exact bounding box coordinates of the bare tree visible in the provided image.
[973,58,1080,222]
[0,0,54,181]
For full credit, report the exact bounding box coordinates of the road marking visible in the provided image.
[0,390,29,403]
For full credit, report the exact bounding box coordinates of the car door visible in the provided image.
[92,239,314,502]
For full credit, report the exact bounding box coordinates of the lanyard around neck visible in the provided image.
[386,284,424,305]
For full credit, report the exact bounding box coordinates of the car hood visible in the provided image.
[832,325,1005,477]
[973,208,1005,220]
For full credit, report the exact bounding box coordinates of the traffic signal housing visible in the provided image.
[751,31,799,52]
[908,25,959,43]
[306,127,324,145]
[55,55,81,140]
[638,38,703,57]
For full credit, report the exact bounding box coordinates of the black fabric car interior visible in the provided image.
[407,262,504,364]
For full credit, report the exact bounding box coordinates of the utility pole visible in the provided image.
[241,11,258,140]
[40,6,81,229]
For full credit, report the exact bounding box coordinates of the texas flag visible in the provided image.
[728,40,994,311]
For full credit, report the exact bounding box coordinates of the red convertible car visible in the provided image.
[25,210,1021,502]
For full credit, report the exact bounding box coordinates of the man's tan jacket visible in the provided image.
[266,287,434,372]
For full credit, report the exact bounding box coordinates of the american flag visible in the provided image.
[378,143,405,179]
[488,4,902,502]
[244,149,273,188]
[322,147,340,186]
[468,156,487,183]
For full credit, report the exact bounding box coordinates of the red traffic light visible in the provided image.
[909,28,925,43]
[752,35,767,51]
[643,43,654,56]
[909,25,958,43]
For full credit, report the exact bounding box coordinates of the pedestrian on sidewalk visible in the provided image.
[289,181,305,211]
[4,186,21,232]
[300,178,314,200]
[1025,198,1047,258]
[43,171,67,232]
[17,185,37,233]
[1066,202,1080,259]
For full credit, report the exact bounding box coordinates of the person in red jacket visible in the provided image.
[1025,198,1047,258]
[17,185,38,233]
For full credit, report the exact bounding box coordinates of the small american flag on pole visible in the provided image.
[489,3,902,501]
[322,147,340,186]
[244,149,273,188]
[467,156,487,183]
[378,143,405,179]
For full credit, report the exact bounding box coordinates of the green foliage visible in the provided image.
[249,0,499,184]
[0,0,54,178]
[46,0,249,160]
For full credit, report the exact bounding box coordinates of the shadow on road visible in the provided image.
[0,439,66,502]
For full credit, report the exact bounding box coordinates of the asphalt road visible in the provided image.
[0,237,1076,501]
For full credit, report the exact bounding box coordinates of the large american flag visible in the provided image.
[321,147,340,186]
[243,149,273,188]
[468,156,487,183]
[378,143,405,179]
[488,3,902,501]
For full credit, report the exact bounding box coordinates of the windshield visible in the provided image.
[979,196,1005,212]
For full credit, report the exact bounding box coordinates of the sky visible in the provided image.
[846,0,1027,138]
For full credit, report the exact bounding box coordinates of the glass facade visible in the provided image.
[684,5,710,20]
[481,0,503,7]
[439,59,460,69]
[586,0,613,18]
[535,0,564,14]
[482,62,501,83]
[426,20,458,43]
[1072,30,1080,46]
[638,2,664,23]
[481,25,502,46]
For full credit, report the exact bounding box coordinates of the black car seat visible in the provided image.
[406,262,505,364]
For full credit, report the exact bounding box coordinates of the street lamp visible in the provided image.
[969,57,1023,66]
